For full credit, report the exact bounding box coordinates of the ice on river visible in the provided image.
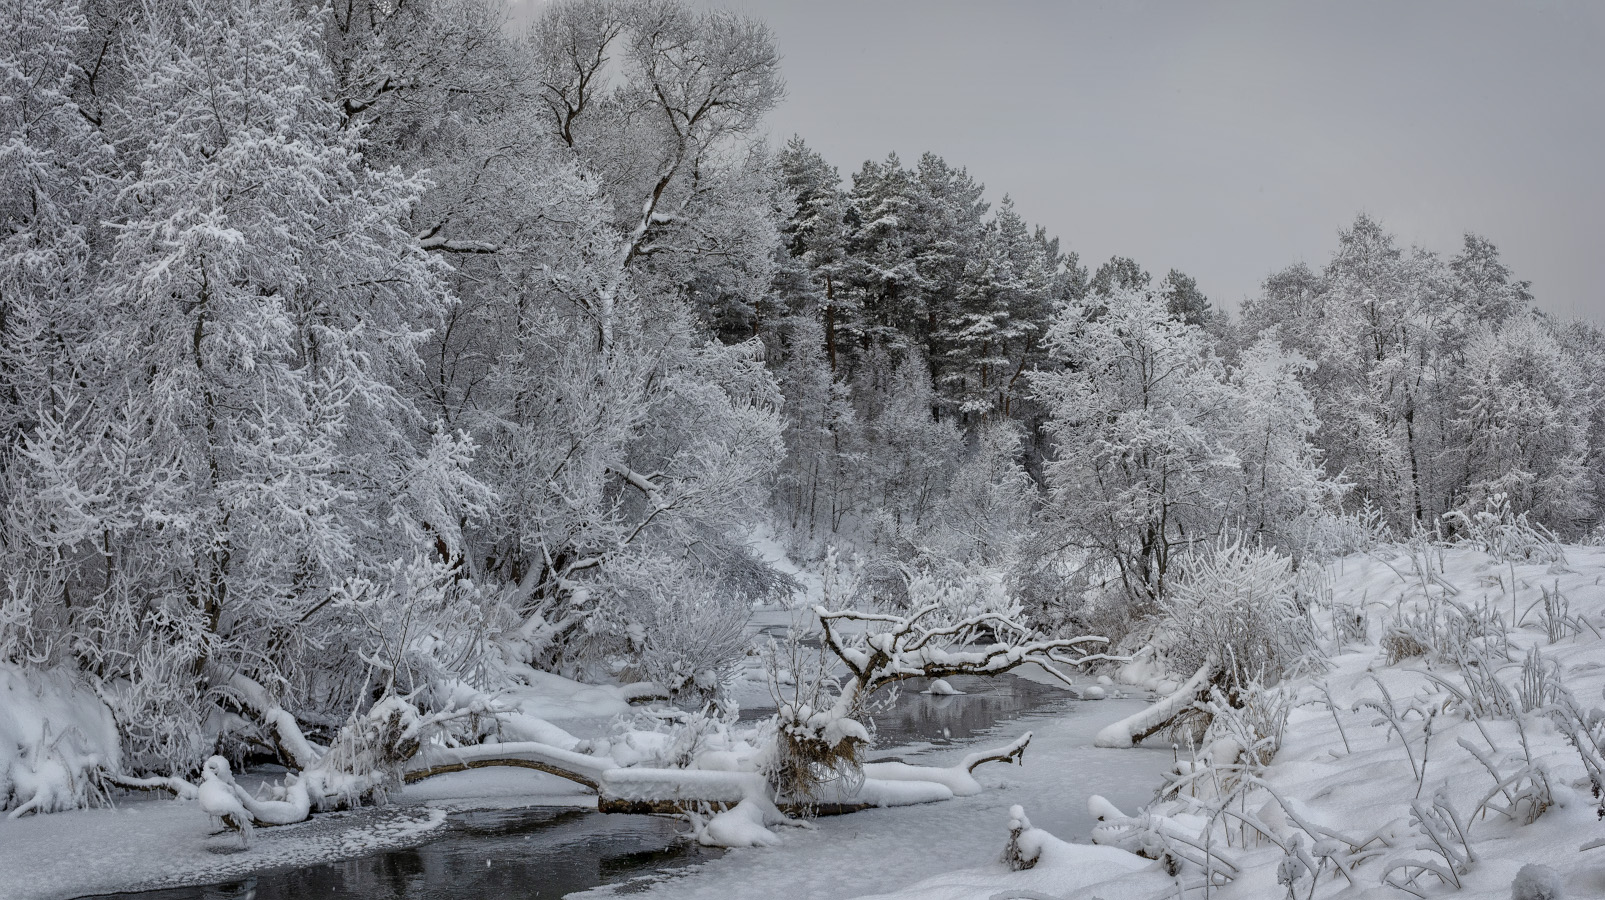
[0,797,446,900]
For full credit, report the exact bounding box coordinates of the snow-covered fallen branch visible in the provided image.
[405,739,615,789]
[104,773,198,800]
[1094,657,1217,748]
[216,669,325,772]
[862,732,1032,798]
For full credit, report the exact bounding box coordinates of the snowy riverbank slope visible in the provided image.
[851,544,1605,900]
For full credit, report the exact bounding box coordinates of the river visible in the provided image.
[80,674,1170,900]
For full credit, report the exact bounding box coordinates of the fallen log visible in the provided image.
[403,739,614,788]
[1094,660,1217,749]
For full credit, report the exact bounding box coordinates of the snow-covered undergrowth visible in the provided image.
[0,663,121,817]
[854,543,1605,899]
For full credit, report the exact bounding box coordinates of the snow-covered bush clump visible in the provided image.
[1443,493,1565,564]
[1,664,120,816]
[613,558,759,706]
[1511,863,1564,900]
[1154,538,1322,697]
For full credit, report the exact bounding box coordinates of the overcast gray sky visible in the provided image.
[512,1,1605,320]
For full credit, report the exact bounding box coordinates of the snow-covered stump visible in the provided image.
[1094,658,1217,749]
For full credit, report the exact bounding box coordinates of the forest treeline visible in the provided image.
[3,0,1601,783]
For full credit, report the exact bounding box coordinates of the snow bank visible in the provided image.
[1084,546,1605,899]
[1,663,121,816]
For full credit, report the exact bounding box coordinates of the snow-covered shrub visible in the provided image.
[762,616,865,803]
[1442,493,1565,564]
[1331,602,1369,647]
[1381,788,1475,894]
[605,706,756,771]
[1290,499,1390,560]
[1516,645,1562,714]
[1461,714,1553,825]
[612,557,756,706]
[1202,682,1294,782]
[1381,578,1512,670]
[1548,682,1605,820]
[331,557,503,701]
[1520,582,1600,644]
[306,695,446,809]
[1380,628,1430,666]
[1,663,121,815]
[1155,538,1322,698]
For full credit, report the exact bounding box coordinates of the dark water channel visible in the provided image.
[81,673,1072,900]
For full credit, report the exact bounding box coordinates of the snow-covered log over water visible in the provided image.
[405,741,615,790]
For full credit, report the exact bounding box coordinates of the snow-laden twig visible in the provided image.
[1352,674,1422,782]
[1381,788,1475,893]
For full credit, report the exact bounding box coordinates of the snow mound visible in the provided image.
[849,803,1162,900]
[1512,863,1564,900]
[694,797,781,848]
[923,679,964,696]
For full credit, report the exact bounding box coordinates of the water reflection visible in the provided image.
[864,674,1063,752]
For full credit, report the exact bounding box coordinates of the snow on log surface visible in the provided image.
[405,741,616,789]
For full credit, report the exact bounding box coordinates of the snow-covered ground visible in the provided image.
[0,795,449,900]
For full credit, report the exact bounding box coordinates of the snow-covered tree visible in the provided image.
[0,0,114,661]
[1032,288,1239,606]
[10,0,486,773]
[1452,317,1591,531]
[1226,336,1343,554]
